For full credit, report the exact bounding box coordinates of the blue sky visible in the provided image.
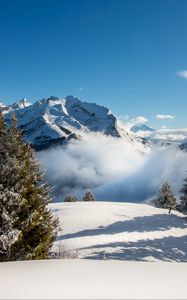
[0,0,187,128]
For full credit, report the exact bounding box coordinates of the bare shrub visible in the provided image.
[50,242,80,259]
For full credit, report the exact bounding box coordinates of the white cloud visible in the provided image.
[150,128,187,143]
[132,116,148,125]
[177,70,187,79]
[155,114,175,120]
[118,115,129,122]
[133,126,187,144]
[38,131,187,202]
[38,133,145,199]
[94,145,187,202]
[119,115,148,130]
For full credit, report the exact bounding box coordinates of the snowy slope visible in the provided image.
[52,202,187,262]
[1,259,187,299]
[1,202,187,299]
[3,96,132,150]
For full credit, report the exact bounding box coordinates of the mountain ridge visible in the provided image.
[2,96,187,151]
[2,95,132,150]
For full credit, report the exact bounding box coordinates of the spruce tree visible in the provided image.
[180,176,187,214]
[64,194,77,202]
[154,181,176,214]
[83,190,96,202]
[0,115,58,261]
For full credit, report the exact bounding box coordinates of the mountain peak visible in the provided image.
[16,98,31,107]
[0,101,5,108]
[131,124,155,133]
[47,96,60,101]
[65,95,79,105]
[65,95,78,100]
[10,98,31,110]
[0,98,31,114]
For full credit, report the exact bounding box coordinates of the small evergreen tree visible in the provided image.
[64,194,77,202]
[83,190,96,202]
[154,181,176,214]
[180,176,187,214]
[0,115,58,261]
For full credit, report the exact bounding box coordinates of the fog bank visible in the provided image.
[38,133,187,202]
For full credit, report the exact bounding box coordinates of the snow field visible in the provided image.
[1,259,187,299]
[52,202,187,262]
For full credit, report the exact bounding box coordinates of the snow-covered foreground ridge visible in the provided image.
[1,259,187,299]
[1,202,187,299]
[52,202,187,262]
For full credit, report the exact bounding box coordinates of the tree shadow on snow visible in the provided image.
[81,235,187,262]
[57,213,187,241]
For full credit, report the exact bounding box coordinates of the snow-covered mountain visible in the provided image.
[1,98,31,114]
[131,124,187,149]
[2,96,132,150]
[131,124,155,133]
[0,101,6,108]
[2,95,187,151]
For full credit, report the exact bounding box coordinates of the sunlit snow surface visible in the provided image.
[52,202,187,262]
[1,259,187,299]
[1,202,187,299]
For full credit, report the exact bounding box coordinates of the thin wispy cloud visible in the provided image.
[155,114,175,120]
[177,70,187,79]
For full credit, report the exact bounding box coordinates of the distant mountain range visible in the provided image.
[1,96,187,151]
[131,123,187,150]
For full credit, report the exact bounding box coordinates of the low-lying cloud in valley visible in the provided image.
[38,133,187,202]
[95,145,187,202]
